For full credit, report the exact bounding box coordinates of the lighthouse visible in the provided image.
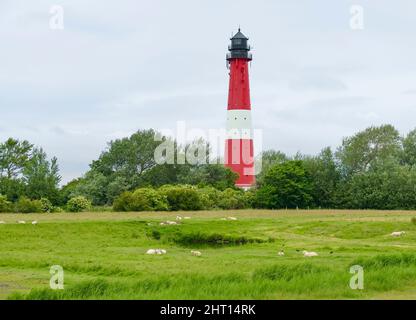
[225,28,255,189]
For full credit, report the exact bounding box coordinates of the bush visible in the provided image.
[159,185,202,211]
[15,197,42,213]
[53,206,64,213]
[0,194,12,213]
[411,217,416,225]
[196,187,221,210]
[113,188,168,212]
[67,196,91,212]
[255,160,313,209]
[218,188,249,210]
[40,198,53,213]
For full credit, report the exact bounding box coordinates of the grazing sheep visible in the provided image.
[278,251,285,256]
[32,221,38,225]
[176,216,182,221]
[17,221,26,224]
[228,217,238,221]
[303,250,318,257]
[146,249,167,255]
[183,217,191,220]
[391,231,406,237]
[160,221,178,226]
[191,250,202,257]
[0,221,5,224]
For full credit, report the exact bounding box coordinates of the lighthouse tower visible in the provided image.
[225,28,255,189]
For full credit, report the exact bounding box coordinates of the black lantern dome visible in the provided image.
[227,28,252,61]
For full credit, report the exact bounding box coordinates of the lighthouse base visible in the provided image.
[236,184,255,191]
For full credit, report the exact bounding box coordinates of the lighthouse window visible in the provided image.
[234,39,242,45]
[235,117,237,120]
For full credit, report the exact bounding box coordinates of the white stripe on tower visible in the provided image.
[226,110,252,139]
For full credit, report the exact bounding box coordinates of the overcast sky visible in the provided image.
[1,0,416,183]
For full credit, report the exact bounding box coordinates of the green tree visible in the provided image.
[402,128,416,166]
[58,178,83,206]
[303,147,340,208]
[0,138,33,179]
[256,150,288,184]
[336,125,402,177]
[177,164,238,190]
[23,148,61,203]
[91,129,164,187]
[255,160,312,209]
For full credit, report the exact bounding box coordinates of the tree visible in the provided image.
[177,164,238,190]
[0,138,33,179]
[255,160,313,209]
[22,147,61,203]
[336,125,402,177]
[71,171,108,205]
[339,165,416,210]
[303,147,340,208]
[91,129,164,187]
[58,178,83,206]
[402,128,416,166]
[256,150,288,184]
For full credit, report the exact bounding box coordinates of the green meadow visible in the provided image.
[1,210,416,300]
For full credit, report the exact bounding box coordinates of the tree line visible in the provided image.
[1,124,416,212]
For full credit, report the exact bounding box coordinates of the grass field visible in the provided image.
[1,209,416,300]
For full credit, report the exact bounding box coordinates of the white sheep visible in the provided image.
[303,250,318,257]
[146,249,167,255]
[191,250,202,257]
[159,221,178,226]
[183,217,191,220]
[17,221,26,224]
[228,217,238,221]
[278,251,285,256]
[32,221,38,225]
[176,216,182,221]
[391,231,406,237]
[0,221,5,224]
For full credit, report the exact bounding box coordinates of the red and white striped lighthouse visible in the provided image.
[224,29,255,189]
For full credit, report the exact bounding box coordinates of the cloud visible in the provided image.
[1,0,416,183]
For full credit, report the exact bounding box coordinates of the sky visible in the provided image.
[1,0,416,183]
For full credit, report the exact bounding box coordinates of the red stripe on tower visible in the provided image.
[224,28,255,189]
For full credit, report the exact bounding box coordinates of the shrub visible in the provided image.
[40,198,53,213]
[67,196,91,212]
[196,187,221,210]
[218,188,248,210]
[15,197,43,213]
[411,217,416,225]
[0,194,12,213]
[113,188,168,212]
[255,160,313,209]
[159,185,202,211]
[53,206,64,213]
